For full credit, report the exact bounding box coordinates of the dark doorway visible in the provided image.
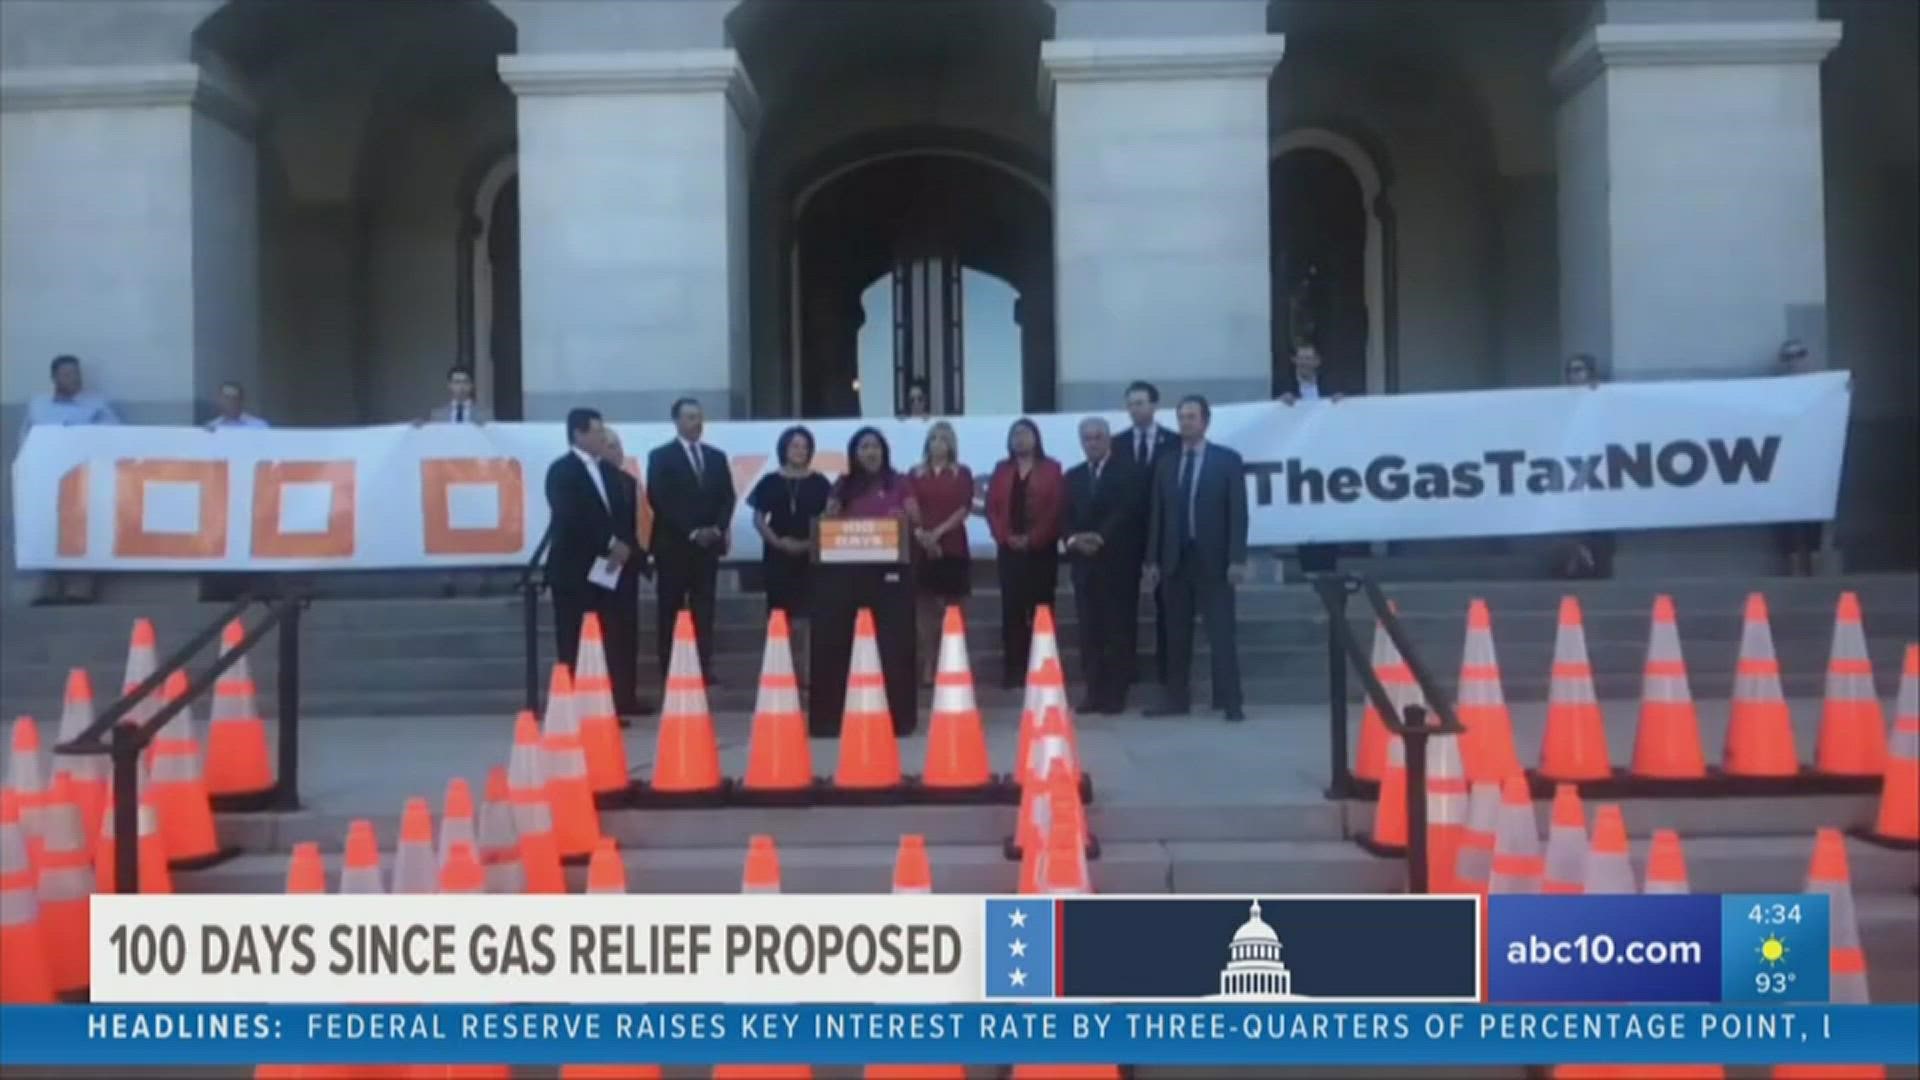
[487,176,522,420]
[1271,148,1368,395]
[793,153,1053,419]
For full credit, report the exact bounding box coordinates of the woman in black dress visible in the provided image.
[747,425,831,680]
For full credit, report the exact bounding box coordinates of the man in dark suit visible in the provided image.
[1122,380,1179,686]
[595,428,652,718]
[1275,343,1350,575]
[1063,416,1146,714]
[545,408,643,715]
[1143,395,1249,721]
[646,397,735,684]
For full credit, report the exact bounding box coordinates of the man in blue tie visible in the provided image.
[1142,395,1248,720]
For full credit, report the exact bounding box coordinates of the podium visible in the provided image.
[809,516,917,739]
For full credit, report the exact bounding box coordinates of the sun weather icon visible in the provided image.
[1758,934,1789,966]
[1211,900,1305,1000]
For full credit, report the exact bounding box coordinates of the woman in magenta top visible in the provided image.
[985,417,1064,687]
[826,426,916,520]
[908,421,974,684]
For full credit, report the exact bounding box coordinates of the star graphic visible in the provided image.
[1009,939,1028,958]
[1009,968,1028,988]
[1009,908,1028,928]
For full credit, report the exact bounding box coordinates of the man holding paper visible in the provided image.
[546,408,643,714]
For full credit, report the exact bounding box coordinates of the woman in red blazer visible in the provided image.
[986,417,1065,687]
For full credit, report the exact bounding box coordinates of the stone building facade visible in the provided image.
[1,0,1914,578]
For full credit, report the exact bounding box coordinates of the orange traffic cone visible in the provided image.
[38,775,94,995]
[439,778,477,869]
[52,668,108,846]
[652,611,724,800]
[1487,776,1540,894]
[922,607,992,796]
[1027,604,1062,681]
[541,665,603,856]
[392,797,438,894]
[1583,805,1635,894]
[1013,751,1073,893]
[9,715,49,866]
[339,819,384,893]
[1356,604,1423,783]
[1643,830,1690,894]
[1869,644,1919,846]
[1368,736,1408,851]
[1541,597,1611,781]
[0,791,54,1003]
[892,834,932,894]
[1809,829,1870,1003]
[147,671,222,865]
[742,835,781,893]
[833,609,904,795]
[584,838,626,894]
[1631,595,1708,779]
[561,1065,663,1079]
[121,617,161,728]
[1457,600,1522,783]
[1724,594,1799,777]
[1039,784,1092,896]
[864,1065,965,1080]
[93,797,172,894]
[284,842,325,894]
[1016,658,1079,791]
[1426,731,1468,893]
[439,841,487,895]
[1773,831,1883,1079]
[572,613,632,796]
[207,620,274,804]
[742,610,813,799]
[508,711,566,894]
[1814,593,1888,777]
[1453,781,1499,894]
[478,767,526,894]
[1540,784,1588,894]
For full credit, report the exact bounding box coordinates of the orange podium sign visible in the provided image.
[815,517,906,565]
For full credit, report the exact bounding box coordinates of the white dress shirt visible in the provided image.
[681,437,706,477]
[573,447,610,509]
[1296,378,1322,401]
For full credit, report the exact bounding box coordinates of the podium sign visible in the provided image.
[816,517,907,565]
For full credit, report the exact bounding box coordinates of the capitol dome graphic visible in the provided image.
[1210,900,1303,1000]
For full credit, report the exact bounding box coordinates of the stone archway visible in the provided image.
[1271,127,1390,395]
[790,146,1054,418]
[460,151,522,420]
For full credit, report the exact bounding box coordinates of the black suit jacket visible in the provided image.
[1064,456,1146,571]
[1119,424,1179,474]
[1145,442,1249,579]
[545,452,640,590]
[645,440,736,563]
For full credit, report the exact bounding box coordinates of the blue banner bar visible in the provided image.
[1,1005,1914,1067]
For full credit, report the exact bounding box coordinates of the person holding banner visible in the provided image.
[546,409,643,714]
[986,418,1064,689]
[1143,396,1248,721]
[647,398,735,686]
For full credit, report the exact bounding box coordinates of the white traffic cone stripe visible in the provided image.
[392,843,438,894]
[339,866,385,894]
[1426,736,1467,826]
[1543,826,1589,888]
[1583,851,1635,894]
[753,634,801,714]
[439,818,477,868]
[37,864,92,903]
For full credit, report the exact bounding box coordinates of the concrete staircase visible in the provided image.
[2,572,1916,721]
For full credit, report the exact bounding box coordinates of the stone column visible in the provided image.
[1553,20,1841,378]
[500,50,757,421]
[1,62,259,602]
[1042,35,1287,409]
[1,62,259,426]
[1551,19,1842,572]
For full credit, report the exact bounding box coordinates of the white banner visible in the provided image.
[10,374,1848,571]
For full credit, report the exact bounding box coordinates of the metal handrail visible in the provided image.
[518,525,554,714]
[55,591,307,894]
[1311,572,1465,894]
